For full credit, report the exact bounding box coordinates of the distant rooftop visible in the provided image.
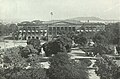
[67,17,120,22]
[67,17,103,21]
[17,19,106,26]
[16,17,119,26]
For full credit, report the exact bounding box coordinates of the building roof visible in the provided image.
[17,20,105,26]
[82,22,105,25]
[67,17,103,21]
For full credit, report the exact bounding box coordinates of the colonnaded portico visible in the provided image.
[16,20,105,40]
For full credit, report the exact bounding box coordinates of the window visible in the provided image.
[72,27,75,31]
[69,27,71,31]
[61,27,64,30]
[49,27,52,31]
[65,27,68,31]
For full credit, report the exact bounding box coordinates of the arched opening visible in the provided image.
[36,37,39,39]
[32,36,35,39]
[28,36,31,40]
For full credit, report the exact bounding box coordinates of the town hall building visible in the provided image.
[16,20,106,40]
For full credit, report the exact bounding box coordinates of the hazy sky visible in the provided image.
[0,0,120,22]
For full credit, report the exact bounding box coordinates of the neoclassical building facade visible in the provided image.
[16,20,106,40]
[17,23,47,40]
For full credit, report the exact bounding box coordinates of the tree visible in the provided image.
[93,23,120,45]
[9,24,18,33]
[105,23,120,45]
[47,52,89,79]
[0,46,47,79]
[93,43,115,56]
[63,31,75,40]
[19,44,38,58]
[116,46,120,54]
[3,47,28,67]
[42,36,72,57]
[19,46,32,58]
[7,68,47,79]
[0,23,10,36]
[95,55,120,79]
[105,23,120,54]
[27,38,41,54]
[92,23,120,55]
[74,33,87,47]
[57,35,72,52]
[42,39,66,57]
[92,31,108,44]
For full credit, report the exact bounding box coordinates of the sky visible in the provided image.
[0,0,120,22]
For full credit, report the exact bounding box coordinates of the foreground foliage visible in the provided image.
[47,52,89,79]
[93,44,115,55]
[95,55,120,79]
[42,35,72,57]
[0,47,47,79]
[74,33,87,47]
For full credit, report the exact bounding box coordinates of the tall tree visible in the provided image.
[42,35,72,57]
[95,55,120,79]
[74,33,87,47]
[47,52,89,79]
